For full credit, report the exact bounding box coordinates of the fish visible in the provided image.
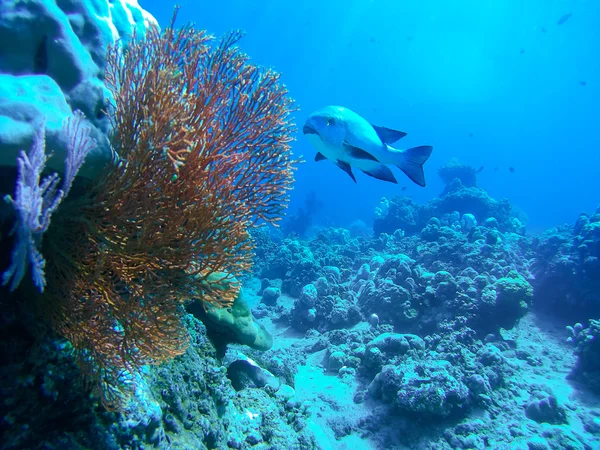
[509,166,515,173]
[401,186,407,191]
[557,13,572,25]
[541,27,547,33]
[476,166,485,173]
[302,106,433,186]
[580,81,587,86]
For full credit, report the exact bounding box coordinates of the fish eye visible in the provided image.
[326,118,335,126]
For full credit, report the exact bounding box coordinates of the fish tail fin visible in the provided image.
[392,145,433,187]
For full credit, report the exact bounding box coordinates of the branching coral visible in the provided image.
[40,11,299,409]
[2,111,96,292]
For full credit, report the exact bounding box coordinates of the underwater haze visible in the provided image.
[2,0,600,449]
[147,0,600,232]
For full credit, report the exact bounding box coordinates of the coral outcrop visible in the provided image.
[532,207,600,321]
[374,185,525,236]
[0,0,156,179]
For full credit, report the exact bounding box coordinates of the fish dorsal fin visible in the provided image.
[343,143,380,162]
[314,152,327,162]
[371,125,407,144]
[336,160,357,183]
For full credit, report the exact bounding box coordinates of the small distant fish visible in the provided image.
[369,37,377,44]
[520,48,525,54]
[407,36,413,42]
[541,27,547,33]
[303,106,433,186]
[476,166,485,174]
[468,132,474,138]
[557,13,572,25]
[509,166,515,173]
[580,81,587,86]
[401,186,407,191]
[494,167,499,171]
[368,313,379,328]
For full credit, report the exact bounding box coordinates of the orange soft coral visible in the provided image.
[41,10,299,409]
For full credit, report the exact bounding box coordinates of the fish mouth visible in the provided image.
[302,125,319,136]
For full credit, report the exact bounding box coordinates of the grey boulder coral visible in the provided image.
[0,0,156,179]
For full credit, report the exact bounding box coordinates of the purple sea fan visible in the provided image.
[2,111,97,292]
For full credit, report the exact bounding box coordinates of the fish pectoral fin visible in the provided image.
[371,125,407,144]
[343,143,379,162]
[315,152,327,162]
[336,160,357,183]
[361,164,398,184]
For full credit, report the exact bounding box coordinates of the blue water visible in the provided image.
[145,0,599,232]
[2,1,600,448]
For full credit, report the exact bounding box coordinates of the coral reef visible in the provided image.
[242,188,600,447]
[0,310,315,449]
[1,7,298,409]
[532,207,600,321]
[569,319,600,392]
[374,181,526,236]
[281,190,323,237]
[258,209,533,338]
[438,158,478,191]
[369,358,471,418]
[373,196,428,235]
[525,388,567,425]
[187,277,273,353]
[2,170,598,448]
